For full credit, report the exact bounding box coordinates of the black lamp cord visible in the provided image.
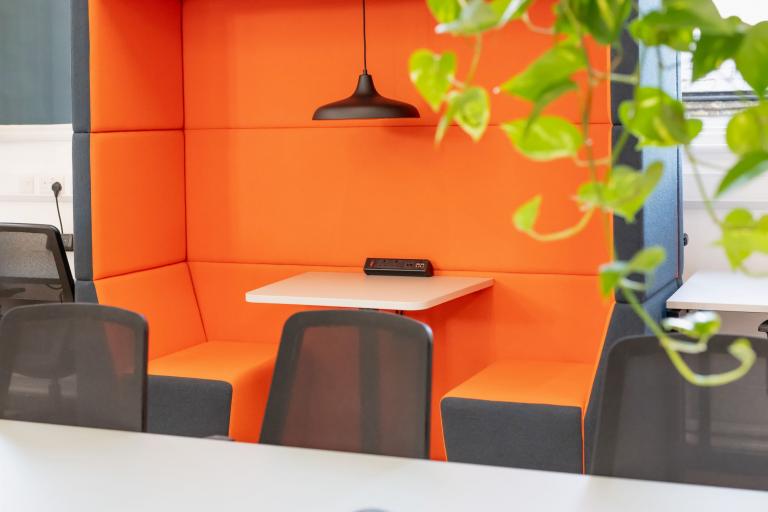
[51,182,64,235]
[362,0,368,74]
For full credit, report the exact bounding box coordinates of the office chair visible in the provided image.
[261,310,433,458]
[0,224,74,318]
[590,335,768,491]
[0,303,148,432]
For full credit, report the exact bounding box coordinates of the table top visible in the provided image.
[667,271,768,313]
[1,420,765,512]
[245,271,494,311]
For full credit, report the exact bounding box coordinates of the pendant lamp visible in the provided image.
[312,0,420,120]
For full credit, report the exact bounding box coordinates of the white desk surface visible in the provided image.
[1,420,765,512]
[245,271,494,311]
[667,271,768,313]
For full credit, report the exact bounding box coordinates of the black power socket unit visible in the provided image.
[364,258,434,277]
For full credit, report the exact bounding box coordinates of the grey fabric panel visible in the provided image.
[609,22,637,124]
[583,278,679,471]
[613,126,682,302]
[70,0,90,133]
[147,376,232,438]
[0,0,72,124]
[74,280,98,303]
[442,398,583,473]
[610,1,676,123]
[73,133,93,281]
[611,0,683,302]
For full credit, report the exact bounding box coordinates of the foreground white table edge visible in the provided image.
[245,271,494,311]
[667,271,768,313]
[1,420,766,512]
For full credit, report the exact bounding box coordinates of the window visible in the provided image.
[680,1,768,278]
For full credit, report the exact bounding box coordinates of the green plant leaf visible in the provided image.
[498,40,585,103]
[562,0,633,45]
[440,87,490,142]
[427,0,461,23]
[436,0,531,35]
[717,208,768,269]
[619,87,702,147]
[630,10,696,51]
[662,311,722,339]
[513,195,542,233]
[716,151,768,198]
[598,246,666,297]
[501,116,583,160]
[726,102,768,155]
[735,21,768,99]
[577,162,664,222]
[662,0,727,30]
[692,32,744,81]
[435,0,497,35]
[409,49,457,112]
[630,1,739,51]
[628,246,666,273]
[491,0,532,26]
[599,261,629,296]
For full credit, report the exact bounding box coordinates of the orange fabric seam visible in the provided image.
[94,259,187,283]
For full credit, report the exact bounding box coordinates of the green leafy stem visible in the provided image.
[410,0,768,386]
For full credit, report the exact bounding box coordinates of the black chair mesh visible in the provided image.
[0,224,74,317]
[261,310,433,458]
[0,304,147,431]
[591,335,768,491]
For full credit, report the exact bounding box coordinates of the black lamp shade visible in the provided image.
[312,73,420,120]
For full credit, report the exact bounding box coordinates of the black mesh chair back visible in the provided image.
[261,310,433,458]
[0,224,74,317]
[0,304,148,431]
[591,335,768,491]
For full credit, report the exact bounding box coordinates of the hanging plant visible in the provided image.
[410,0,768,385]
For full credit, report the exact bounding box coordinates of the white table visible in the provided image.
[245,271,493,311]
[667,271,768,313]
[1,420,765,511]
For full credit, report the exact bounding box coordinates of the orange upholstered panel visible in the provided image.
[442,360,597,408]
[182,0,610,129]
[149,341,277,442]
[90,131,186,280]
[189,262,613,458]
[95,263,207,360]
[88,0,183,132]
[188,262,335,344]
[185,126,611,273]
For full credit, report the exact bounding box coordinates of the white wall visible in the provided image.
[0,124,74,268]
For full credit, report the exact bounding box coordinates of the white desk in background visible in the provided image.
[245,271,494,311]
[1,420,766,512]
[667,271,768,313]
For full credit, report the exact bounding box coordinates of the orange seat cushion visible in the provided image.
[443,359,597,409]
[149,341,277,442]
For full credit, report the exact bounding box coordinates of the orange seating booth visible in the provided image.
[71,0,682,471]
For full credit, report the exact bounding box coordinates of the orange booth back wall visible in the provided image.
[78,0,617,459]
[181,0,614,459]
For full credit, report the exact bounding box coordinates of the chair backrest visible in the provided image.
[0,224,74,317]
[590,335,768,491]
[261,310,433,458]
[0,303,148,432]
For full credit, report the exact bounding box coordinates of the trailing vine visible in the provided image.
[409,0,768,385]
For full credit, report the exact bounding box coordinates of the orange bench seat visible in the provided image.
[441,359,598,473]
[149,340,277,442]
